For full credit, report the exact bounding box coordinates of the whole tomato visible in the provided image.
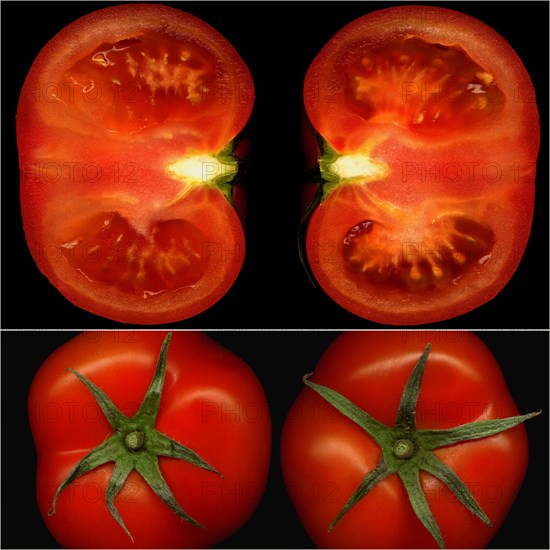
[281,331,539,548]
[302,5,540,325]
[17,4,254,324]
[28,331,271,548]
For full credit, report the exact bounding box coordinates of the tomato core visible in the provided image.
[61,213,207,296]
[343,214,496,292]
[65,33,217,133]
[345,38,504,135]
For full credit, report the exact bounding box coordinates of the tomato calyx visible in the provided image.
[303,344,540,549]
[48,333,222,541]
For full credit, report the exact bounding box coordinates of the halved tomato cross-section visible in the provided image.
[18,4,253,324]
[303,5,539,325]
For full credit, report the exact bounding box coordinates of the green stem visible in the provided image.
[125,431,145,451]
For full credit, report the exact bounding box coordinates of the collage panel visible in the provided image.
[3,1,548,329]
[2,329,548,548]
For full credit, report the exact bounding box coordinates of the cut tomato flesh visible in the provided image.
[345,38,504,136]
[305,182,528,325]
[61,213,207,296]
[343,214,495,292]
[65,34,217,133]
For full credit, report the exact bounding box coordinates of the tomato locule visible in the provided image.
[17,4,254,324]
[302,6,540,325]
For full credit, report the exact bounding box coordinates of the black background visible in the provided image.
[1,330,549,548]
[2,0,549,329]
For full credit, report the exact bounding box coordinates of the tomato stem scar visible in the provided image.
[125,430,145,451]
[392,438,416,459]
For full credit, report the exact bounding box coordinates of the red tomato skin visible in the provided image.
[17,4,254,324]
[281,331,529,549]
[28,332,271,548]
[303,6,539,325]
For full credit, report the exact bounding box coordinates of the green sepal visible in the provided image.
[297,114,344,288]
[67,368,128,430]
[302,115,343,202]
[418,450,491,528]
[328,458,394,532]
[417,411,541,450]
[297,182,323,289]
[211,140,240,205]
[398,464,446,549]
[148,430,222,477]
[303,373,390,448]
[105,461,135,541]
[303,343,540,549]
[394,343,431,431]
[48,437,125,517]
[134,451,205,530]
[48,333,222,541]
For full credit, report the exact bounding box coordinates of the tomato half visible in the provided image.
[303,6,539,325]
[28,331,271,548]
[281,331,536,548]
[17,4,254,324]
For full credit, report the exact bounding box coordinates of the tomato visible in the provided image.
[302,5,540,325]
[17,4,254,324]
[281,331,539,548]
[28,331,271,548]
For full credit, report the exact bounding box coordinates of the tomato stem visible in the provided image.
[392,438,416,459]
[303,344,541,549]
[125,431,145,451]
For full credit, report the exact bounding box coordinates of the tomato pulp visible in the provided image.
[17,4,254,324]
[281,331,536,548]
[28,331,271,548]
[303,6,539,325]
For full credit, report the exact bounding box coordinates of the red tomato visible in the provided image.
[281,331,535,548]
[28,331,271,548]
[303,6,539,325]
[17,4,254,324]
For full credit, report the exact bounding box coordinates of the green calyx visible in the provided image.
[213,140,241,206]
[297,119,347,287]
[303,344,540,549]
[48,333,221,542]
[298,116,390,286]
[301,120,341,213]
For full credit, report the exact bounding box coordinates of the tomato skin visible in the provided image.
[17,4,254,324]
[28,331,271,548]
[281,331,529,548]
[303,6,539,325]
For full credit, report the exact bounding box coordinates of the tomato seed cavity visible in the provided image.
[61,212,207,295]
[65,33,216,132]
[345,38,505,135]
[343,215,495,291]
